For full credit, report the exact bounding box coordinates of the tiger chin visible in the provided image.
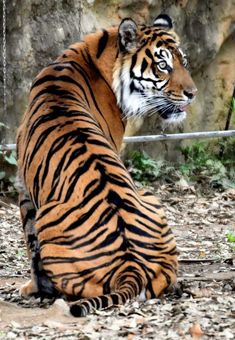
[17,14,196,317]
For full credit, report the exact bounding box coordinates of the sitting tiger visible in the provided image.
[16,14,197,317]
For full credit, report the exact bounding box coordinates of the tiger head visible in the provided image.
[113,14,197,124]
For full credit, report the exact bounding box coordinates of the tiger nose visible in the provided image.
[183,88,197,100]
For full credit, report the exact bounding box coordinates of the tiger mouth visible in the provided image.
[157,105,188,120]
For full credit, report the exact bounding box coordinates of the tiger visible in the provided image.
[16,14,197,317]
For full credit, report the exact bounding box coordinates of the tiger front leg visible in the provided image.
[145,257,178,300]
[138,189,178,298]
[149,271,177,299]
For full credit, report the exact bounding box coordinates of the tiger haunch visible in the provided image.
[17,14,196,316]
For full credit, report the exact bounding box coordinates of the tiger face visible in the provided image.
[113,14,197,124]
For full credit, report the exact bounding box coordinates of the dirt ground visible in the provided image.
[0,185,234,339]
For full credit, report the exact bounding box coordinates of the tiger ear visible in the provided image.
[118,18,138,52]
[153,14,173,29]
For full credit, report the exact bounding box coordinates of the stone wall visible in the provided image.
[0,0,234,159]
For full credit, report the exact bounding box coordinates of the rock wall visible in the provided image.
[0,0,234,160]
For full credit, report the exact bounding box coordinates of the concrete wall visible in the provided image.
[0,0,234,159]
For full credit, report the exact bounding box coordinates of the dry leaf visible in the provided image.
[43,319,66,330]
[127,333,136,340]
[189,323,203,339]
[191,288,212,298]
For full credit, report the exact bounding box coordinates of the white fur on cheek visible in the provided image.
[112,64,144,118]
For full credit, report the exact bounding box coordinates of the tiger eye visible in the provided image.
[158,61,167,70]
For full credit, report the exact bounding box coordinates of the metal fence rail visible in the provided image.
[0,130,235,151]
[123,130,235,143]
[0,143,16,151]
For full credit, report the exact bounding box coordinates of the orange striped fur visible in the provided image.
[17,15,196,316]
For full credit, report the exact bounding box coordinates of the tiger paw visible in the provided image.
[19,279,38,298]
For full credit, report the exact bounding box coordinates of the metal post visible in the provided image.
[2,0,7,118]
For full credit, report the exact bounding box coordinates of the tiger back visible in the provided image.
[16,14,196,316]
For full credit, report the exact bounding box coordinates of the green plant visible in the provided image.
[179,139,235,189]
[218,138,235,165]
[125,151,175,184]
[0,122,18,194]
[226,231,235,243]
[16,249,26,259]
[0,150,18,195]
[0,150,17,166]
[0,150,17,175]
[125,138,235,189]
[226,231,235,252]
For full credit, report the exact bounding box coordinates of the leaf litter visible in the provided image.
[0,185,234,339]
